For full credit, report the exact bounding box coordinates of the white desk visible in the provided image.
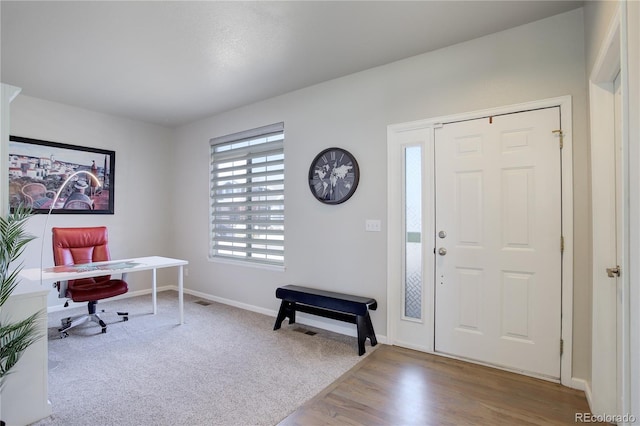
[20,256,189,324]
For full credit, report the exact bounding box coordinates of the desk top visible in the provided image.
[19,256,188,283]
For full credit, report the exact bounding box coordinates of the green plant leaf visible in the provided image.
[0,310,43,386]
[0,204,40,385]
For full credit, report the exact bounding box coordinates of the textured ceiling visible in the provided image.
[1,1,583,128]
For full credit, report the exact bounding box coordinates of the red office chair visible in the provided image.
[52,226,129,338]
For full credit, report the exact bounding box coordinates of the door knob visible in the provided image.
[438,247,447,256]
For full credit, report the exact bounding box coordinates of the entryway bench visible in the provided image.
[273,285,378,355]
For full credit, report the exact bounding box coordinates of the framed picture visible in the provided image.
[8,136,115,214]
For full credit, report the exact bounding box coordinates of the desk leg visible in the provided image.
[152,268,157,315]
[178,265,184,325]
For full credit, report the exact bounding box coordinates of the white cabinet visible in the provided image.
[1,281,51,425]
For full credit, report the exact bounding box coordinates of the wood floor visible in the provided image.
[279,344,605,426]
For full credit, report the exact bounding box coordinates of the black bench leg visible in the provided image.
[365,312,377,347]
[273,301,296,330]
[356,312,377,356]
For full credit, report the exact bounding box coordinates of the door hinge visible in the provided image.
[606,265,621,278]
[552,129,564,149]
[560,236,564,253]
[560,339,564,356]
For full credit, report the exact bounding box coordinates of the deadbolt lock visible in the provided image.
[606,266,621,278]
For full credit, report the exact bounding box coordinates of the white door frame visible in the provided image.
[627,1,640,420]
[387,96,574,387]
[588,3,630,418]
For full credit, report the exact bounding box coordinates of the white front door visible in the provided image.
[434,107,562,379]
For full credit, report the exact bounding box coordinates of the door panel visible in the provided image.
[434,107,562,379]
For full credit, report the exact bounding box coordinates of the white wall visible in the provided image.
[9,95,176,307]
[584,0,620,76]
[173,9,590,379]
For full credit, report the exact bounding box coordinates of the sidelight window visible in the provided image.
[404,145,422,319]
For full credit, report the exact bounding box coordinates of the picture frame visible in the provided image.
[8,136,115,214]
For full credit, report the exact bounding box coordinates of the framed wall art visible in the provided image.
[8,136,115,214]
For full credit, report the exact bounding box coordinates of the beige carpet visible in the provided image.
[32,291,372,426]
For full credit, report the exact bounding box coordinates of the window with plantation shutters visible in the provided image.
[209,123,284,267]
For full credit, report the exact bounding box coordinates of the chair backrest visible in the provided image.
[63,199,94,210]
[21,182,47,198]
[52,227,112,281]
[21,183,49,207]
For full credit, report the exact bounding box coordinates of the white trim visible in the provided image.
[619,5,631,421]
[387,96,574,387]
[626,1,640,421]
[588,79,617,413]
[573,377,588,393]
[559,97,575,389]
[386,127,400,346]
[584,380,594,411]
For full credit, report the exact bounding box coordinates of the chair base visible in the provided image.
[58,301,128,338]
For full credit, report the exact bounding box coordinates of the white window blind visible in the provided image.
[209,123,284,267]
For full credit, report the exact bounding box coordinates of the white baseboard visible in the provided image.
[570,377,588,392]
[184,288,276,317]
[582,380,594,412]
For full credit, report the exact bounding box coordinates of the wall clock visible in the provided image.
[308,147,360,204]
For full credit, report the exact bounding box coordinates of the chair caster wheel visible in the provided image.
[101,327,107,334]
[123,316,129,322]
[60,332,69,339]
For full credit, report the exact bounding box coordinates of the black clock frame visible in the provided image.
[308,147,360,205]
